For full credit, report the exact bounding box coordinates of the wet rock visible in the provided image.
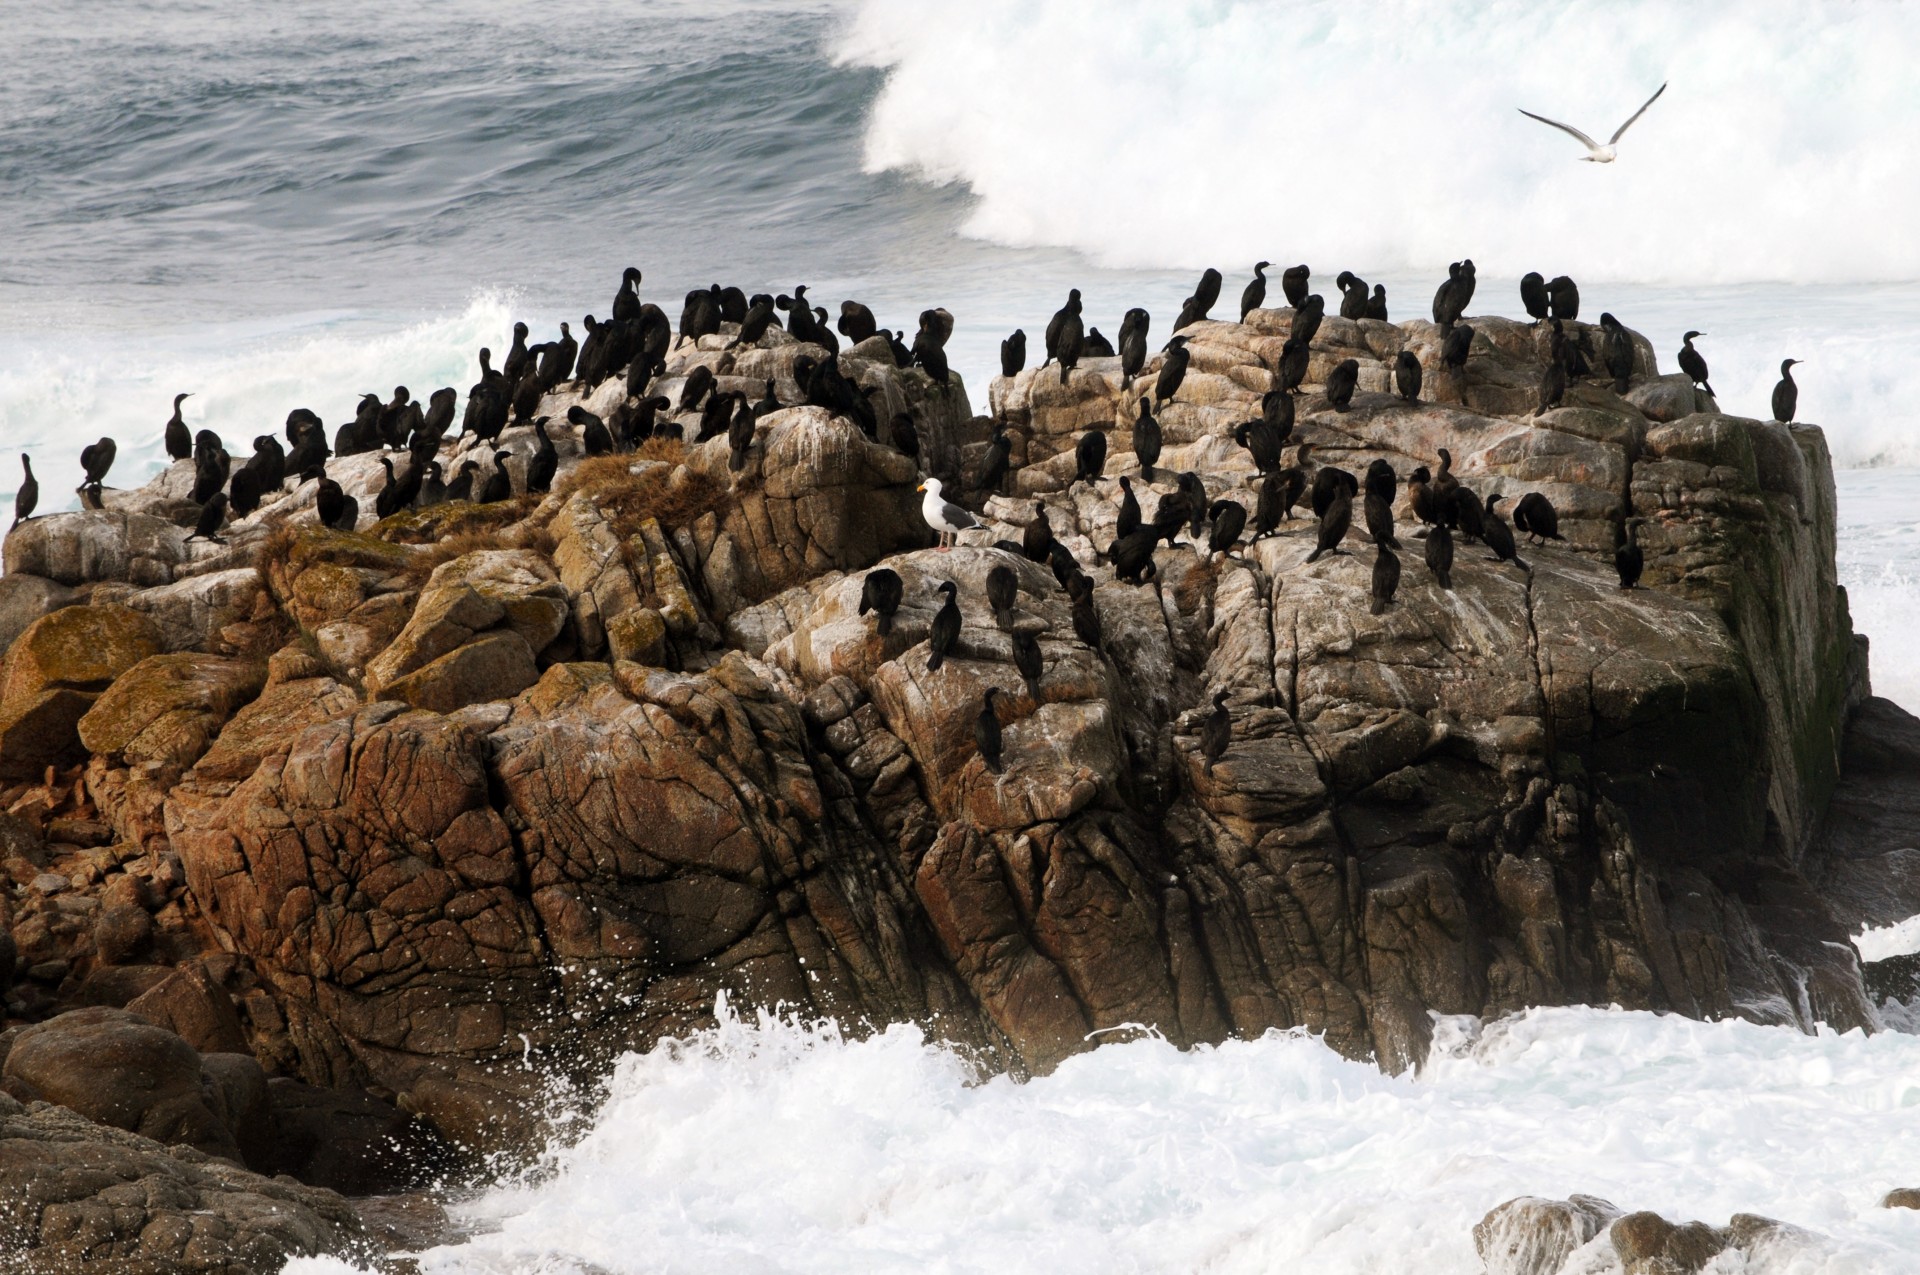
[259,1078,463,1195]
[1474,1194,1622,1275]
[1882,1188,1920,1209]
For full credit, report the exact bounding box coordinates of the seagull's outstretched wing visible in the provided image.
[1609,82,1668,144]
[1518,108,1601,153]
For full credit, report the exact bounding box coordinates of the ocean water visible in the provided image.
[4,4,1919,1268]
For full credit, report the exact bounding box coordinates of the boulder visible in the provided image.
[258,1078,462,1195]
[1882,1188,1920,1209]
[0,572,76,652]
[1474,1194,1622,1275]
[1,1008,243,1162]
[124,962,250,1057]
[0,1091,369,1273]
[77,653,267,772]
[3,509,190,588]
[0,605,164,773]
[383,628,541,713]
[363,548,569,696]
[124,567,271,654]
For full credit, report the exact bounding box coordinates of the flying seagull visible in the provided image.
[1519,82,1667,163]
[918,477,980,551]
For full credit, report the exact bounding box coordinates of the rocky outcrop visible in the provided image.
[1475,1195,1819,1275]
[0,292,1904,1185]
[1474,1194,1621,1275]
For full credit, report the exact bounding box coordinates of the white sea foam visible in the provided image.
[839,0,1920,286]
[284,999,1920,1275]
[1856,916,1920,965]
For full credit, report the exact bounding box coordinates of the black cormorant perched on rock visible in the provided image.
[679,290,720,350]
[1290,295,1325,345]
[1614,517,1645,589]
[695,385,736,444]
[1449,485,1486,544]
[679,365,716,414]
[1192,267,1223,319]
[1176,472,1209,540]
[1432,447,1459,512]
[927,580,961,671]
[1537,326,1569,414]
[526,419,558,494]
[1484,495,1529,571]
[1068,573,1102,650]
[12,456,36,529]
[1514,492,1562,544]
[1118,309,1150,383]
[728,404,756,474]
[373,459,405,520]
[1311,460,1357,520]
[191,434,229,504]
[1240,262,1270,320]
[244,435,287,494]
[1047,540,1082,593]
[447,460,479,503]
[612,267,644,323]
[1115,475,1141,540]
[1023,504,1055,564]
[510,365,546,426]
[1394,350,1423,402]
[1154,336,1190,408]
[978,426,1012,495]
[1433,261,1467,328]
[186,491,227,544]
[975,687,1004,772]
[1370,542,1401,615]
[503,322,534,387]
[1074,430,1107,488]
[417,461,446,508]
[1107,528,1160,585]
[1277,338,1310,395]
[539,321,578,388]
[1207,499,1247,558]
[1055,307,1085,385]
[1281,265,1310,309]
[1675,331,1714,396]
[1337,271,1369,320]
[987,564,1018,629]
[229,465,264,518]
[1366,285,1388,321]
[1234,419,1281,477]
[1363,461,1398,549]
[1547,275,1580,322]
[1275,444,1312,519]
[1012,629,1043,696]
[1772,359,1802,422]
[1306,485,1352,563]
[165,394,192,461]
[1046,289,1083,365]
[1001,329,1027,378]
[860,567,903,636]
[1425,521,1454,589]
[752,379,781,421]
[573,405,615,457]
[889,412,920,461]
[1261,387,1296,443]
[1326,359,1360,412]
[1599,313,1636,393]
[838,300,878,345]
[913,326,952,387]
[1520,273,1550,323]
[1081,328,1112,356]
[1442,324,1474,374]
[78,436,117,495]
[729,297,778,350]
[1407,465,1438,527]
[1132,398,1163,478]
[1200,690,1230,774]
[1251,472,1286,539]
[306,467,345,528]
[481,451,514,504]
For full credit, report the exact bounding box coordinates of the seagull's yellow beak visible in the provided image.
[916,482,926,492]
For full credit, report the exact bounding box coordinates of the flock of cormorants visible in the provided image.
[7,260,1804,778]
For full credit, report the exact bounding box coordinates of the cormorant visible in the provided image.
[526,419,558,493]
[1432,447,1459,512]
[1115,475,1141,540]
[1012,629,1043,696]
[1425,522,1455,589]
[1442,324,1474,373]
[728,403,756,474]
[245,434,287,493]
[860,567,903,636]
[1240,261,1270,320]
[753,379,781,421]
[1520,273,1550,323]
[612,267,643,323]
[927,581,961,671]
[1394,350,1423,402]
[1547,275,1580,322]
[1514,492,1562,544]
[919,478,980,549]
[1365,285,1388,321]
[979,427,1012,495]
[78,436,117,495]
[1449,485,1486,544]
[887,330,914,368]
[1407,465,1439,526]
[1068,573,1102,650]
[1281,265,1310,309]
[1363,465,1398,549]
[1191,267,1224,319]
[1306,485,1352,563]
[1274,444,1311,520]
[1107,528,1161,584]
[447,460,479,503]
[1312,462,1357,519]
[1234,419,1281,477]
[1337,271,1369,320]
[1118,308,1150,383]
[1079,328,1110,357]
[480,451,514,503]
[164,393,192,461]
[572,405,615,457]
[187,492,228,544]
[913,325,952,386]
[729,297,778,350]
[1432,261,1468,328]
[191,435,229,504]
[1290,295,1325,345]
[1370,543,1401,615]
[1326,359,1360,412]
[1132,398,1162,477]
[1615,517,1645,589]
[1252,472,1286,539]
[1045,289,1083,365]
[1023,504,1055,563]
[503,322,534,387]
[539,321,578,388]
[1074,429,1107,487]
[889,412,920,461]
[1772,359,1802,422]
[838,300,878,346]
[1537,327,1569,414]
[1207,499,1247,558]
[1599,313,1636,393]
[1262,387,1296,442]
[975,687,1003,772]
[1001,329,1027,378]
[417,461,446,508]
[1677,331,1714,396]
[679,365,716,414]
[373,459,406,520]
[987,564,1018,629]
[1176,471,1209,540]
[1055,306,1085,385]
[1483,494,1529,571]
[12,456,36,529]
[1200,690,1230,774]
[1277,338,1310,395]
[678,290,719,350]
[1154,336,1190,407]
[306,467,344,528]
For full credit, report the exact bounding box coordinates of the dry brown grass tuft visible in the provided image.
[397,521,560,584]
[552,449,732,540]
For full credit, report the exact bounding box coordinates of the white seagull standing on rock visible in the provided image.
[918,477,979,551]
[1519,82,1667,162]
